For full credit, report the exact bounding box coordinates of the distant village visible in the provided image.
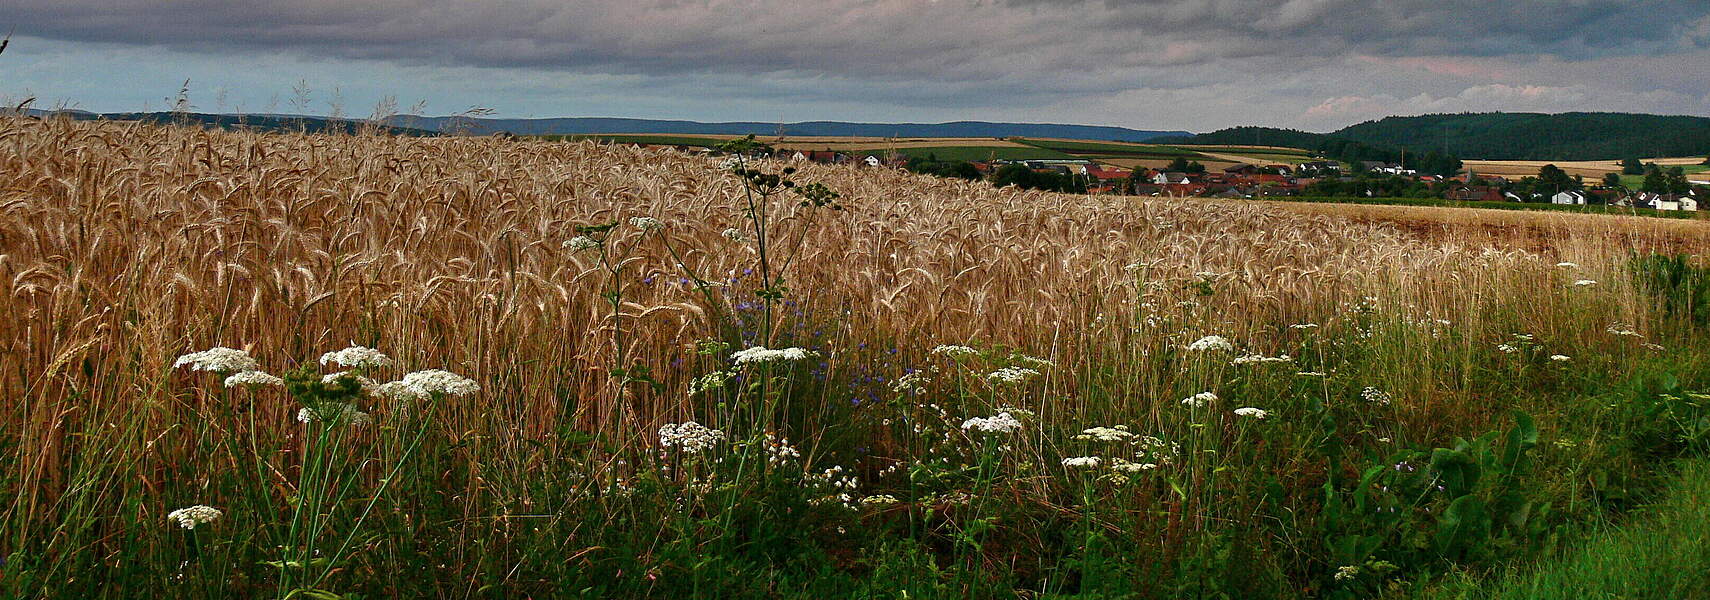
[646,142,1710,212]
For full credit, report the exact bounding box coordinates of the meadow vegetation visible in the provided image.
[6,117,1710,598]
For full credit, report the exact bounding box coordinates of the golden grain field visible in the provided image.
[4,117,1702,597]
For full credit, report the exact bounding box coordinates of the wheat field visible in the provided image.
[3,117,1706,598]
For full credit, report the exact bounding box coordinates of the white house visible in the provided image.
[1551,191,1589,205]
[1153,172,1190,185]
[1681,196,1700,211]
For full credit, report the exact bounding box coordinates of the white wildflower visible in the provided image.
[987,366,1041,384]
[658,421,726,454]
[688,370,733,395]
[929,344,979,358]
[1110,458,1157,472]
[1496,343,1518,353]
[1290,323,1319,330]
[1074,426,1134,442]
[397,369,480,397]
[1334,565,1361,581]
[1555,262,1579,268]
[861,494,900,506]
[629,216,664,231]
[1573,279,1597,287]
[764,433,801,465]
[375,380,423,402]
[731,346,816,366]
[890,371,931,395]
[1233,407,1268,419]
[174,347,259,374]
[564,236,600,251]
[1061,456,1102,469]
[223,370,283,388]
[1549,354,1572,362]
[721,228,747,243]
[166,505,223,529]
[1607,326,1642,337]
[1296,371,1328,377]
[1185,335,1234,352]
[318,345,393,369]
[1180,391,1217,408]
[296,403,372,427]
[961,412,1023,434]
[1361,387,1392,405]
[1231,353,1292,366]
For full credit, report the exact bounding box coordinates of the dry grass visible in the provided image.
[0,117,1670,433]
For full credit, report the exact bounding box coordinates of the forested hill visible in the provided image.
[1149,127,1326,149]
[1161,113,1710,161]
[1150,126,1464,176]
[1332,113,1710,160]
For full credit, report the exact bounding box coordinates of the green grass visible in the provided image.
[1618,165,1709,189]
[542,133,732,147]
[1419,460,1710,600]
[1012,138,1209,159]
[1277,196,1703,220]
[1185,145,1315,156]
[883,145,1078,162]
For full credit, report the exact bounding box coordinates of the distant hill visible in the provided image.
[1151,126,1463,176]
[385,116,1189,142]
[24,110,438,136]
[1149,127,1328,150]
[1163,113,1710,161]
[1332,112,1710,161]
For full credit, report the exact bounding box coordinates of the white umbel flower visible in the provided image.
[174,347,259,373]
[929,344,979,358]
[319,346,393,369]
[1555,262,1579,268]
[1549,354,1572,362]
[1233,407,1269,419]
[721,228,747,242]
[987,366,1041,384]
[1361,387,1393,405]
[1061,456,1102,468]
[397,369,480,397]
[375,380,424,401]
[1185,335,1233,352]
[1573,279,1597,287]
[1231,353,1292,366]
[297,403,373,427]
[658,421,726,454]
[223,370,283,388]
[166,505,223,529]
[1110,458,1157,472]
[630,216,664,231]
[1074,426,1134,442]
[730,346,816,365]
[960,412,1023,434]
[1180,391,1218,408]
[565,236,600,251]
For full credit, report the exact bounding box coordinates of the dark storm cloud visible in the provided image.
[4,1,1708,130]
[12,1,1702,79]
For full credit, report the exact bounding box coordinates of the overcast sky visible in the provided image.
[4,1,1709,132]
